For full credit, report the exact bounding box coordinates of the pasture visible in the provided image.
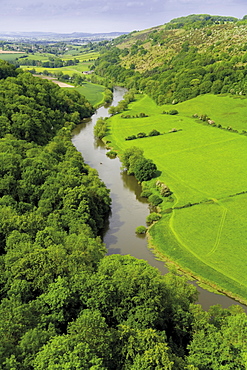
[74,83,104,106]
[106,93,247,302]
[21,51,98,75]
[0,52,26,61]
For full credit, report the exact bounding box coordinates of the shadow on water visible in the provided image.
[72,87,247,313]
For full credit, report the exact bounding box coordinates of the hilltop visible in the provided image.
[94,14,247,104]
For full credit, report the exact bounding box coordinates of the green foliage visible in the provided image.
[135,225,147,234]
[146,212,162,224]
[94,21,247,104]
[0,70,94,145]
[121,146,157,182]
[0,41,247,370]
[94,117,108,139]
[103,88,113,103]
[148,194,163,206]
[187,305,247,369]
[134,157,157,182]
[149,129,160,136]
[169,109,179,115]
[140,189,152,198]
[106,149,117,158]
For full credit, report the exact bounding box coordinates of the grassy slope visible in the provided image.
[106,93,247,302]
[117,23,247,72]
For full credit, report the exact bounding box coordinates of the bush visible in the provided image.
[135,225,147,234]
[140,189,153,198]
[137,132,147,138]
[94,117,108,139]
[134,158,157,182]
[146,212,162,224]
[149,129,160,137]
[168,109,179,115]
[148,194,163,206]
[106,150,117,158]
[125,135,137,141]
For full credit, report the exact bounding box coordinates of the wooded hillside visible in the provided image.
[94,14,247,105]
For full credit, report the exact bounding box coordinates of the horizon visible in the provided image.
[1,0,247,34]
[0,12,245,36]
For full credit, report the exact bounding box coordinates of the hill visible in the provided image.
[94,14,247,104]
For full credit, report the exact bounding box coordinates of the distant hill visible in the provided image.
[0,31,128,42]
[94,14,247,104]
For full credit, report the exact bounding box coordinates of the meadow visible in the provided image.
[74,83,105,106]
[106,93,247,303]
[0,52,26,61]
[21,51,99,75]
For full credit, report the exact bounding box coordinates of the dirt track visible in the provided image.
[33,75,74,88]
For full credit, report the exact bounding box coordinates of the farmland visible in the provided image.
[0,52,26,61]
[106,93,247,303]
[20,51,99,74]
[74,83,105,106]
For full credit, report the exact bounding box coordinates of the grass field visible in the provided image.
[22,63,92,75]
[0,53,26,61]
[106,93,247,303]
[74,83,104,106]
[21,51,99,75]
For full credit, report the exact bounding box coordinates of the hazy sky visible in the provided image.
[1,0,247,34]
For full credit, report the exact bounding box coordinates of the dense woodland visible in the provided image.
[1,16,247,368]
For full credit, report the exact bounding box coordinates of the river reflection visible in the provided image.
[72,87,246,312]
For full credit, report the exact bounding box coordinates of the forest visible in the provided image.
[0,16,247,368]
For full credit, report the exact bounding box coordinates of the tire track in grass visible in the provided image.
[207,207,228,257]
[168,206,244,287]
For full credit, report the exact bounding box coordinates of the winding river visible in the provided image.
[72,87,246,311]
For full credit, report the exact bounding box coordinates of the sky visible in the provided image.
[1,0,247,34]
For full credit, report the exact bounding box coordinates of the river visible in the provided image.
[72,86,246,312]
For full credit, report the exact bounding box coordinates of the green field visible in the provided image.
[23,65,91,74]
[106,93,247,303]
[0,53,26,61]
[74,83,104,106]
[21,51,99,74]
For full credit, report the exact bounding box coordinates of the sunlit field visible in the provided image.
[106,93,247,302]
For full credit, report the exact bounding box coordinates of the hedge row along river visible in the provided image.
[72,87,246,312]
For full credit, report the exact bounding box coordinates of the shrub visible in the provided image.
[135,225,147,234]
[141,189,153,198]
[137,132,147,138]
[94,117,108,139]
[168,109,179,115]
[148,194,163,206]
[106,150,117,158]
[134,158,157,182]
[125,135,137,141]
[149,129,160,137]
[146,212,162,224]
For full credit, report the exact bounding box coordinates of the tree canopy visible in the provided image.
[0,60,246,370]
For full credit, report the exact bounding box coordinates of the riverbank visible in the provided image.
[72,87,247,311]
[104,91,247,306]
[147,228,247,307]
